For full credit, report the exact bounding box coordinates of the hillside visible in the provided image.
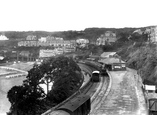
[117,42,157,85]
[1,26,157,85]
[0,26,153,41]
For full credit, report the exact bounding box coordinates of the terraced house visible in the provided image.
[18,35,76,47]
[17,35,76,60]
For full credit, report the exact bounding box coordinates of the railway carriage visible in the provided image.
[100,64,108,76]
[91,70,100,82]
[49,94,91,115]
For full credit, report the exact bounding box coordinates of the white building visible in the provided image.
[96,31,117,45]
[133,29,143,35]
[0,35,9,40]
[39,49,56,58]
[38,37,47,42]
[96,35,106,45]
[0,56,4,60]
[144,26,157,42]
[150,26,157,42]
[55,48,64,54]
[76,38,89,44]
[76,38,89,48]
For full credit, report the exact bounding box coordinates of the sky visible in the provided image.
[0,0,157,32]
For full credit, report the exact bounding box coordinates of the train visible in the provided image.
[78,59,109,77]
[43,57,128,115]
[43,61,100,115]
[48,94,91,115]
[82,60,101,71]
[100,64,108,76]
[91,70,100,82]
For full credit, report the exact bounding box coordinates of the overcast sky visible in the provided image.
[0,0,157,32]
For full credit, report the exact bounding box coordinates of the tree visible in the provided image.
[45,56,82,103]
[7,72,45,115]
[7,64,47,115]
[7,86,25,115]
[117,32,130,43]
[47,64,82,103]
[7,56,83,114]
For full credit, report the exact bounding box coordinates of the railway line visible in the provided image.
[90,69,148,115]
[47,56,149,115]
[90,72,110,112]
[0,53,151,115]
[2,56,148,115]
[42,61,109,115]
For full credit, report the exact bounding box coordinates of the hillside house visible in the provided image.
[76,38,89,48]
[76,38,89,44]
[26,35,37,41]
[144,26,157,43]
[96,31,117,45]
[18,35,38,47]
[133,29,143,35]
[150,26,157,42]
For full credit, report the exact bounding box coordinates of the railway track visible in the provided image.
[42,62,109,115]
[91,76,109,103]
[90,73,111,114]
[77,63,108,99]
[78,62,110,104]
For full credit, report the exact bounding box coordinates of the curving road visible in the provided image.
[0,75,26,115]
[0,62,33,115]
[90,68,148,115]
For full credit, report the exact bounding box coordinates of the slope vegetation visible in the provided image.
[117,42,157,84]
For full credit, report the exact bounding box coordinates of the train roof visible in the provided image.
[98,57,125,64]
[49,110,70,115]
[57,94,90,112]
[92,70,100,74]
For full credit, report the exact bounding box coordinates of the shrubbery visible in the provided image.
[117,42,157,84]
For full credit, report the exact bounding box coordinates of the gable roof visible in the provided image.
[98,57,125,64]
[100,52,116,58]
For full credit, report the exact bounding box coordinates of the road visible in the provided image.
[0,76,26,115]
[0,62,34,115]
[90,68,148,115]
